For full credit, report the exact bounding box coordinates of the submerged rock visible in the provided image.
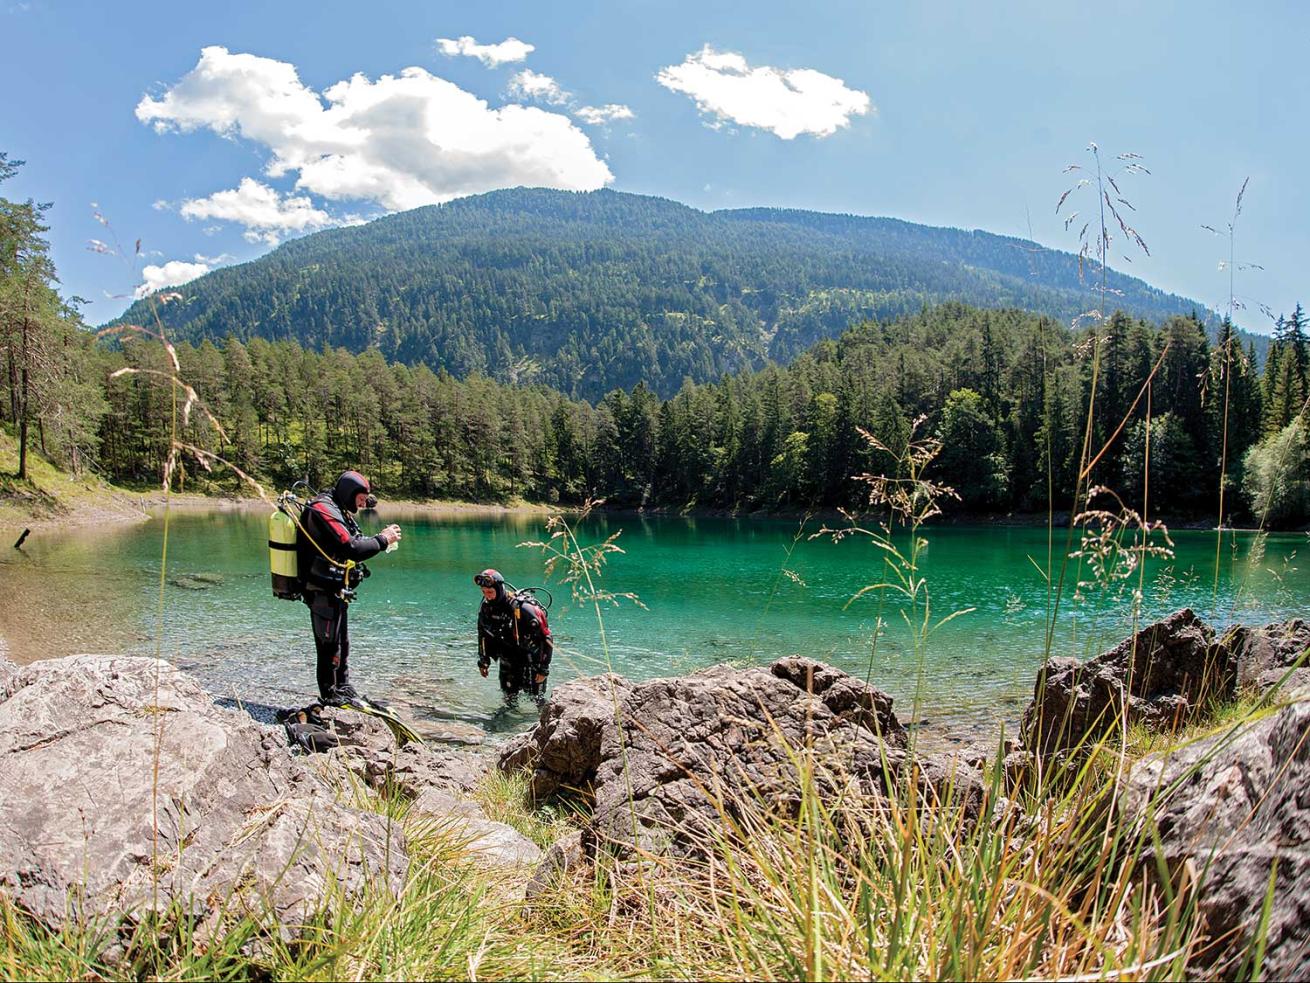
[1123,695,1310,980]
[1022,609,1234,755]
[168,572,225,590]
[0,654,406,930]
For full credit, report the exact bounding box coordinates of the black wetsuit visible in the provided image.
[477,590,553,700]
[297,488,386,701]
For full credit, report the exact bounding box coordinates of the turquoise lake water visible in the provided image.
[2,509,1306,737]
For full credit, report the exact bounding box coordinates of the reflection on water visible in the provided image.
[1,509,1306,738]
[0,520,157,666]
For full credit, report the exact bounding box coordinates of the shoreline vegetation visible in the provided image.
[6,291,1310,533]
[4,154,1307,534]
[1,432,1290,537]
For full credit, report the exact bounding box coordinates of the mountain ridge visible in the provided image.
[110,187,1230,400]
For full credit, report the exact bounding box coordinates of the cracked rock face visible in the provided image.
[1225,618,1310,696]
[1122,697,1310,980]
[498,657,911,858]
[1022,609,1234,755]
[308,706,492,798]
[0,655,406,929]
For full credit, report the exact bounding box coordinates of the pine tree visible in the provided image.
[1267,308,1308,432]
[1285,303,1308,416]
[0,156,58,479]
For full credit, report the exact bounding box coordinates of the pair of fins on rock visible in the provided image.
[277,696,423,751]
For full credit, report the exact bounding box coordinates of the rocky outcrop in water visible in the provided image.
[303,706,541,871]
[1022,609,1235,754]
[305,704,491,796]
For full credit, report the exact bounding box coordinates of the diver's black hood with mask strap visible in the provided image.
[331,471,375,513]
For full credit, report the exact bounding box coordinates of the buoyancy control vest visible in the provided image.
[269,473,385,601]
[478,591,553,669]
[298,493,369,595]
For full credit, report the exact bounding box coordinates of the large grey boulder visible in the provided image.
[498,672,634,800]
[407,789,542,870]
[1023,609,1234,755]
[498,657,910,858]
[0,655,406,929]
[1122,695,1310,980]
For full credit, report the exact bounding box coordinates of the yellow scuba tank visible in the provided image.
[269,507,301,599]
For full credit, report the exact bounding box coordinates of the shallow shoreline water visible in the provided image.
[3,505,1304,748]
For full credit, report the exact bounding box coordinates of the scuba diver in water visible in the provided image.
[297,471,401,706]
[475,568,553,704]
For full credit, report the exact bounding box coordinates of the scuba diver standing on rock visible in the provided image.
[296,471,401,707]
[475,568,553,705]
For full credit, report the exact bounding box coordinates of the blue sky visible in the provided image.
[2,0,1306,331]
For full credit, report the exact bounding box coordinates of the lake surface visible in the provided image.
[2,509,1306,738]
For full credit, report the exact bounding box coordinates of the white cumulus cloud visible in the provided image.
[507,68,569,105]
[180,177,334,244]
[436,35,534,67]
[575,103,635,126]
[134,256,216,299]
[135,46,613,213]
[656,45,872,139]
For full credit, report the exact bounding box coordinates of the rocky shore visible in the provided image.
[2,609,1306,977]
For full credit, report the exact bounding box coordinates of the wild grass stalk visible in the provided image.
[815,418,969,732]
[1048,144,1152,660]
[1202,178,1265,620]
[519,502,652,891]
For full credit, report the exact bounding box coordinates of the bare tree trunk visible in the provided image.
[17,357,28,478]
[5,347,15,423]
[16,281,30,480]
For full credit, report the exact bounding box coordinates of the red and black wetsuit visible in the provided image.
[477,588,553,700]
[297,472,387,701]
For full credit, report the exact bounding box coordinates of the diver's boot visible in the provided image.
[323,682,361,707]
[325,681,392,712]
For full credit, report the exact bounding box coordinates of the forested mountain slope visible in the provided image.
[111,188,1222,400]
